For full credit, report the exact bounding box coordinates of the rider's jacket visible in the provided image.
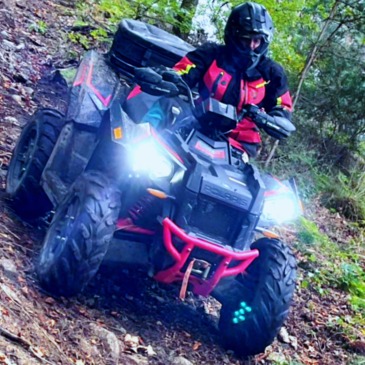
[173,43,293,156]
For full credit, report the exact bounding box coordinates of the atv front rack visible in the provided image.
[154,218,259,297]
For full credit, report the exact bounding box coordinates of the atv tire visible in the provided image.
[217,238,296,357]
[36,171,121,297]
[6,108,65,220]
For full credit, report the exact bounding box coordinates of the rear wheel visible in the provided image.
[36,171,121,297]
[216,238,296,357]
[6,108,64,219]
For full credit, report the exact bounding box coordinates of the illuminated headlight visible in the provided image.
[131,140,174,179]
[261,195,300,224]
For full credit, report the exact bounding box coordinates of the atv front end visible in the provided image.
[154,218,259,297]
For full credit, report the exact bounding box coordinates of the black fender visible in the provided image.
[67,50,122,129]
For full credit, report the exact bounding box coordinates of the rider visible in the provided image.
[125,2,293,158]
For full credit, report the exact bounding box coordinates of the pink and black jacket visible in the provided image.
[173,43,293,156]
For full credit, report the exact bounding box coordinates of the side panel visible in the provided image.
[42,123,98,206]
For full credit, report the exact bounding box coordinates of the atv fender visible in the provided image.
[41,51,130,206]
[67,50,121,129]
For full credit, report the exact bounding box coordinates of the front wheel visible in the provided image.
[36,171,121,297]
[216,238,296,357]
[6,108,65,219]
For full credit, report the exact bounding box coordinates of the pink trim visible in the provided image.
[116,217,155,235]
[195,140,226,159]
[228,137,244,151]
[73,62,112,107]
[154,218,259,296]
[73,65,88,86]
[151,128,184,165]
[86,63,112,107]
[127,85,142,100]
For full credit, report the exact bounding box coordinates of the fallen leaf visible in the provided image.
[17,276,26,284]
[30,346,44,358]
[45,297,56,305]
[0,308,9,316]
[192,341,202,351]
[46,319,56,328]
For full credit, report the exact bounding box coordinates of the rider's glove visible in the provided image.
[243,104,294,140]
[244,104,268,128]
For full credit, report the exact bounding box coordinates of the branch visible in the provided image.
[0,325,54,364]
[293,0,341,109]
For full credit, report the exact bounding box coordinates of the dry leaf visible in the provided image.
[30,346,44,358]
[45,297,56,305]
[17,276,26,284]
[0,351,14,365]
[0,308,9,316]
[192,341,202,351]
[46,319,56,328]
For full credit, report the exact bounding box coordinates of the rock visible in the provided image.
[267,351,287,363]
[2,39,17,50]
[119,354,146,365]
[278,327,290,344]
[90,323,121,364]
[0,258,17,279]
[11,94,22,105]
[171,356,194,365]
[0,283,21,303]
[0,30,9,39]
[23,86,34,96]
[15,43,25,51]
[4,116,19,125]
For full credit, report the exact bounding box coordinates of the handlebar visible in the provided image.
[133,67,295,139]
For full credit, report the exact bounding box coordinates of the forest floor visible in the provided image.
[0,0,365,364]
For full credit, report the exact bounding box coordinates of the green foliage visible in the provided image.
[296,217,325,245]
[68,32,91,49]
[349,355,365,365]
[29,20,48,34]
[296,217,365,311]
[318,169,365,221]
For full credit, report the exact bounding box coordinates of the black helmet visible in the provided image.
[224,2,274,71]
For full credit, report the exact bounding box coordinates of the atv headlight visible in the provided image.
[131,140,174,179]
[261,195,300,224]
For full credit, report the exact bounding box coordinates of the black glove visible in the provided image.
[243,104,295,140]
[243,104,271,128]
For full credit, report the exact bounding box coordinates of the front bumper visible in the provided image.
[154,218,259,296]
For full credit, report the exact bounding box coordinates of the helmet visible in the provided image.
[224,2,274,71]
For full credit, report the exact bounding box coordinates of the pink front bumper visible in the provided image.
[154,218,259,297]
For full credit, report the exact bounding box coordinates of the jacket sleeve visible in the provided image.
[260,60,293,121]
[173,43,216,88]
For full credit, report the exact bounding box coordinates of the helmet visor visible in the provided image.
[238,34,263,50]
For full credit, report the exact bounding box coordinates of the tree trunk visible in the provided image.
[173,0,199,39]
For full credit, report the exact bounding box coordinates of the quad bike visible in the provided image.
[6,20,300,357]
